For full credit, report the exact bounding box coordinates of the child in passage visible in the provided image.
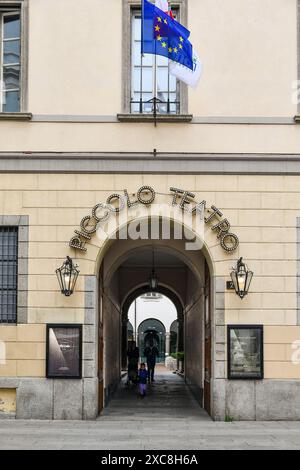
[138,363,148,398]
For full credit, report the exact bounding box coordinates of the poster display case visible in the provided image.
[228,325,263,380]
[46,324,82,379]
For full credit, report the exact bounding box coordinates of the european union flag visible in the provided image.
[141,0,193,71]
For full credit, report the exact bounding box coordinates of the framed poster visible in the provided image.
[228,325,263,380]
[46,324,82,379]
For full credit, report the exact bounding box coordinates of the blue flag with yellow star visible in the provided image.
[141,0,193,71]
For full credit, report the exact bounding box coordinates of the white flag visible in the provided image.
[169,50,203,89]
[155,0,169,12]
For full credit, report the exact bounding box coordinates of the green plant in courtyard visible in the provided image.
[171,352,185,361]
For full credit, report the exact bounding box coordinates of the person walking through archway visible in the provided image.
[138,363,148,398]
[144,339,159,383]
[127,341,139,385]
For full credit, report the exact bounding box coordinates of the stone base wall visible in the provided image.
[225,380,300,421]
[0,378,98,420]
[2,377,300,420]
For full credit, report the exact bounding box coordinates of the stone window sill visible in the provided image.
[117,113,193,123]
[0,113,32,121]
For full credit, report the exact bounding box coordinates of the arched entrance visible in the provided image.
[138,318,166,363]
[96,218,215,417]
[122,285,184,370]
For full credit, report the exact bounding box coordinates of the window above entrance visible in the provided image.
[118,0,192,123]
[130,10,179,115]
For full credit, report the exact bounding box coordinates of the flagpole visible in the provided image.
[167,59,170,114]
[153,4,157,129]
[140,0,145,114]
[167,0,170,113]
[153,53,157,127]
[140,53,143,114]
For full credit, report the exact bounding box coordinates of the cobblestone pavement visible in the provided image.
[0,369,299,450]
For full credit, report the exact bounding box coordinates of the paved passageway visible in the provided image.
[101,366,210,421]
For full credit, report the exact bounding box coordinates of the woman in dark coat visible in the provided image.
[127,341,139,384]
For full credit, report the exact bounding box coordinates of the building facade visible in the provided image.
[0,0,300,420]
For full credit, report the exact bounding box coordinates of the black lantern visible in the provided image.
[149,269,158,290]
[148,248,158,291]
[56,256,79,296]
[230,257,253,299]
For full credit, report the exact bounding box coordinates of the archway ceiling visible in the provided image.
[113,248,201,313]
[102,239,205,316]
[122,248,186,268]
[114,264,189,309]
[102,239,205,286]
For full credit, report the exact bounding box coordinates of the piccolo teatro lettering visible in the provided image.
[69,186,239,253]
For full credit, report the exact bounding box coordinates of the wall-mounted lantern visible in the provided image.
[229,257,253,299]
[55,256,79,296]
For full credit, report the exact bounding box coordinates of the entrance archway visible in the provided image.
[122,284,184,369]
[138,318,166,363]
[96,218,215,417]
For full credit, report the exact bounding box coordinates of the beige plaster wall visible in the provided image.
[26,0,297,117]
[0,0,298,154]
[189,0,297,117]
[0,123,300,154]
[29,0,122,115]
[0,325,45,377]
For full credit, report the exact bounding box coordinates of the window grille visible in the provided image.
[0,227,18,323]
